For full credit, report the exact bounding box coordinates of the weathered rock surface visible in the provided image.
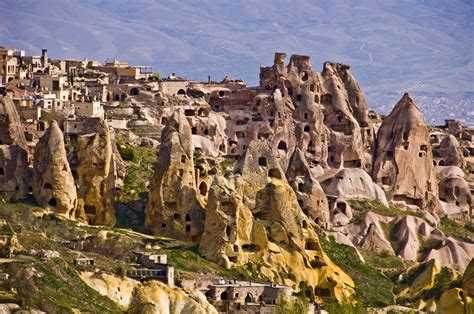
[70,121,116,226]
[322,168,388,206]
[80,272,217,313]
[372,93,437,209]
[287,148,330,227]
[199,140,354,302]
[0,96,29,201]
[433,134,465,168]
[145,109,204,242]
[32,121,77,218]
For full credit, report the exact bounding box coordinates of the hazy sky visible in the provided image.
[1,0,473,119]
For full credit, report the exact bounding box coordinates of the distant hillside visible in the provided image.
[1,0,473,123]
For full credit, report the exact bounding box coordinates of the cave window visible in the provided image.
[321,93,332,104]
[310,84,315,92]
[130,88,139,96]
[85,205,96,214]
[48,198,57,207]
[296,95,302,102]
[420,144,427,151]
[305,241,319,250]
[233,245,239,252]
[185,214,191,221]
[336,202,346,211]
[181,155,187,163]
[277,141,287,151]
[121,94,126,101]
[173,213,181,220]
[298,183,304,192]
[301,71,308,81]
[298,199,303,207]
[225,225,231,237]
[161,223,167,228]
[220,291,229,301]
[185,225,191,232]
[304,125,310,133]
[43,183,53,190]
[178,169,184,176]
[315,288,331,298]
[314,94,320,103]
[204,128,209,135]
[0,168,4,175]
[258,157,267,166]
[185,109,195,116]
[115,94,120,101]
[302,220,308,228]
[191,127,197,135]
[177,89,186,95]
[268,168,282,179]
[199,182,207,196]
[386,151,393,159]
[218,90,225,97]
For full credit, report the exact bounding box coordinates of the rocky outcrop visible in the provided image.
[438,175,472,222]
[372,93,438,209]
[199,140,355,302]
[0,96,29,201]
[322,168,388,206]
[71,121,116,226]
[433,134,465,168]
[145,109,204,242]
[32,121,77,218]
[81,272,217,313]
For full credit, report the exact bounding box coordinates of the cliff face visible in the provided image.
[0,96,29,201]
[145,109,205,242]
[199,140,355,302]
[32,121,77,218]
[372,93,438,209]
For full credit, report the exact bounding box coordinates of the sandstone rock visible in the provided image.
[200,140,355,302]
[435,165,465,179]
[0,96,29,200]
[286,148,330,227]
[145,109,204,242]
[71,121,116,226]
[438,175,472,223]
[32,121,77,218]
[372,93,437,209]
[424,237,474,272]
[128,281,217,314]
[462,258,474,296]
[322,168,388,206]
[434,134,465,168]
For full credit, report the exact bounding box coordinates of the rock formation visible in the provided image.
[0,96,29,200]
[32,121,77,218]
[286,148,330,227]
[438,174,472,222]
[372,93,438,209]
[199,140,355,302]
[433,134,465,168]
[71,121,116,226]
[322,168,388,206]
[145,109,205,242]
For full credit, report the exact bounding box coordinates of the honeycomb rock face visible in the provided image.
[70,121,117,226]
[199,140,355,302]
[372,93,438,209]
[145,109,204,242]
[32,121,77,218]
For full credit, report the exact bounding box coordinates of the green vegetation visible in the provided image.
[3,259,122,313]
[439,217,474,243]
[220,158,235,176]
[316,230,396,308]
[159,245,263,282]
[116,136,156,202]
[348,199,421,223]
